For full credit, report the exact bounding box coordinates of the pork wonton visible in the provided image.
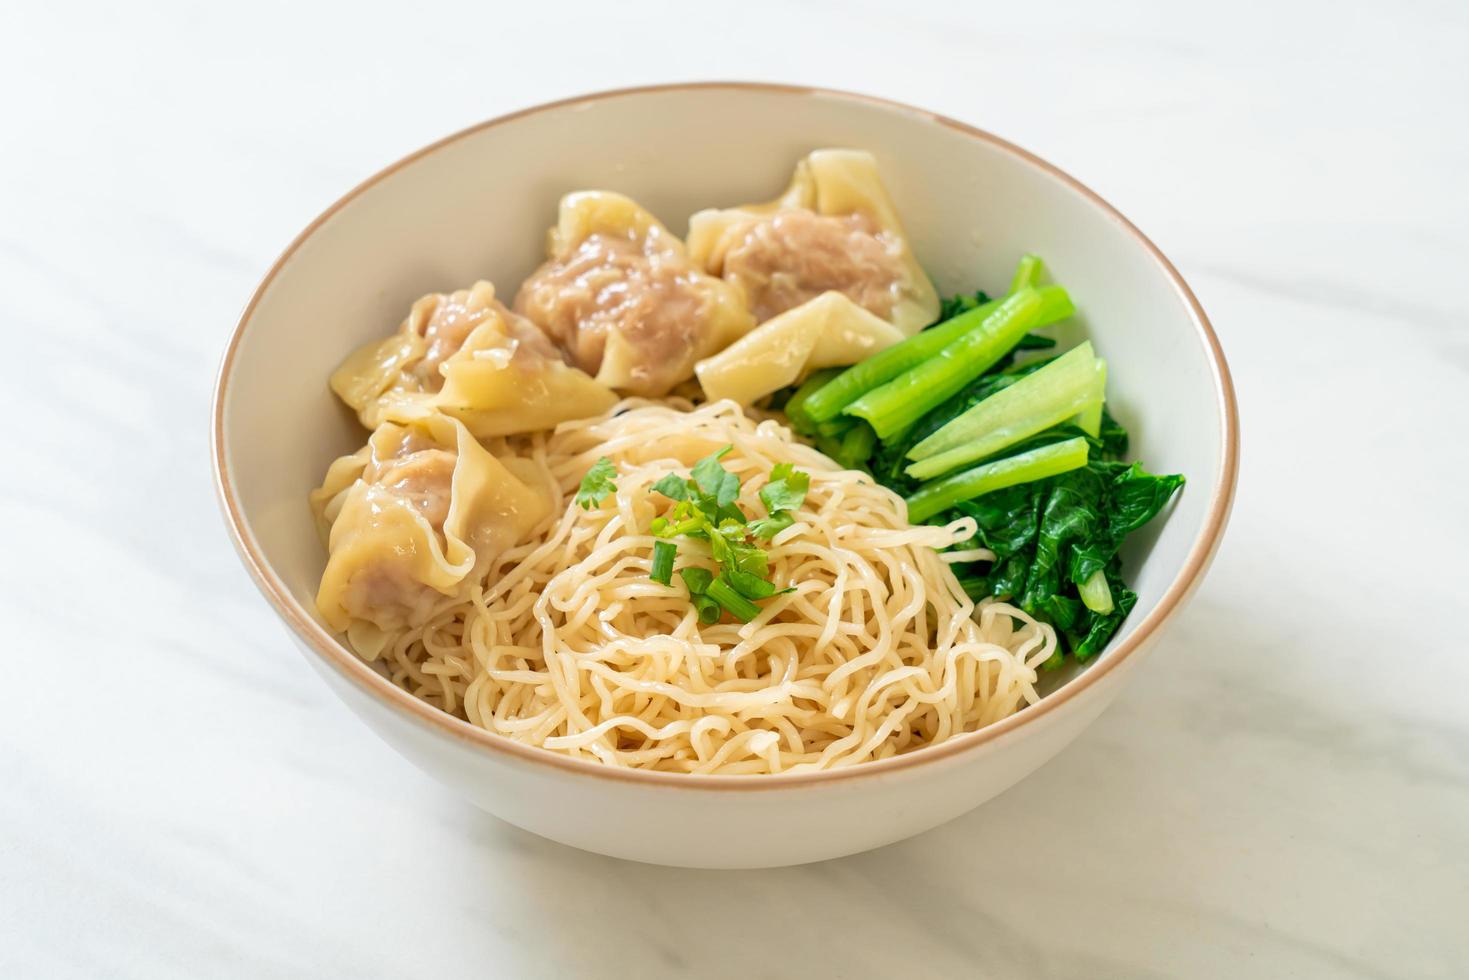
[688,149,939,335]
[310,414,548,657]
[329,280,616,438]
[514,191,754,396]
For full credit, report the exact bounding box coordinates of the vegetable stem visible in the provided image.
[845,288,1048,439]
[905,437,1090,523]
[905,342,1103,479]
[1075,360,1107,437]
[802,284,1074,424]
[783,368,843,434]
[1078,568,1115,615]
[834,422,877,470]
[1008,254,1043,293]
[803,299,1001,422]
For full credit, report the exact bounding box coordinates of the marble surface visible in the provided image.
[3,1,1466,976]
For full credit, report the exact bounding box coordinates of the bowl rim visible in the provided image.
[211,81,1239,792]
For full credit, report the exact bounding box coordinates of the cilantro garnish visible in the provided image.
[575,456,618,510]
[645,446,810,622]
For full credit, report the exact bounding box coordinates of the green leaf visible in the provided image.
[716,503,747,526]
[747,511,795,539]
[691,446,738,506]
[939,288,993,321]
[758,464,810,514]
[574,457,618,510]
[1097,407,1129,459]
[709,526,769,578]
[651,474,690,501]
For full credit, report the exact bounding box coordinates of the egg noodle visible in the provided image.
[371,399,1057,774]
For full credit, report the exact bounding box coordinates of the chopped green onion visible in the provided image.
[706,576,763,622]
[1077,568,1114,615]
[650,540,676,585]
[723,568,780,599]
[692,596,722,624]
[905,437,1091,523]
[679,566,713,594]
[846,288,1048,439]
[905,342,1104,479]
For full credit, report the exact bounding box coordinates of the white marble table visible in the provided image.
[3,1,1465,976]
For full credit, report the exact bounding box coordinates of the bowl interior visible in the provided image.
[218,85,1231,722]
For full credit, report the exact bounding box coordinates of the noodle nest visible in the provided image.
[371,398,1057,774]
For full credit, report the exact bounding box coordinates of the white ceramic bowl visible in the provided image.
[213,83,1238,869]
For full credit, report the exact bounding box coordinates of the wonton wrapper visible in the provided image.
[329,280,616,438]
[694,291,903,405]
[687,149,939,335]
[514,192,754,396]
[309,414,548,657]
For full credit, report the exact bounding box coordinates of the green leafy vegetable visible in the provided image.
[1097,406,1129,458]
[939,288,993,321]
[575,457,618,510]
[1077,568,1114,614]
[944,458,1184,657]
[772,257,1184,663]
[708,524,769,578]
[802,299,1000,424]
